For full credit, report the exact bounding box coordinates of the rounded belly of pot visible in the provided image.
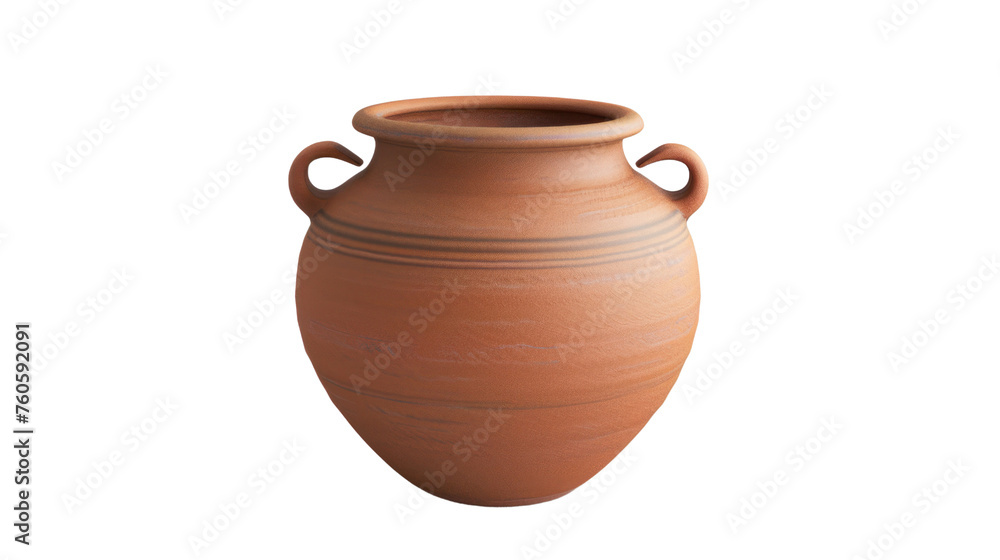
[295,221,699,506]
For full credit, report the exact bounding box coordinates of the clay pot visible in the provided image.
[290,96,707,506]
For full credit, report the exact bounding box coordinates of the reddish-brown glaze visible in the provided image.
[290,96,708,506]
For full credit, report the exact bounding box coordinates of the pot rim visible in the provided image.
[353,95,644,150]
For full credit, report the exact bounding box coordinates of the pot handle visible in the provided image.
[289,141,364,218]
[636,143,708,219]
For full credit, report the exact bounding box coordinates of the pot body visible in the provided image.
[291,97,707,506]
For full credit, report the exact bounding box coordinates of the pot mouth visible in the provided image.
[353,96,643,150]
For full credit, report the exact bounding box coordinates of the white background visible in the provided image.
[2,0,999,558]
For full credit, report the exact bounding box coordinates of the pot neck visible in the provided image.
[368,140,635,195]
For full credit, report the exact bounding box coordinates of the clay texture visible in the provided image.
[290,96,708,506]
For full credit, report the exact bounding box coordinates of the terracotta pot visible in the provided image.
[289,96,707,506]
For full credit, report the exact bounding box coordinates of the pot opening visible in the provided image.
[354,96,643,149]
[386,108,612,128]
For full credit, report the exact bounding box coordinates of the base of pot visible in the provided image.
[433,489,574,508]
